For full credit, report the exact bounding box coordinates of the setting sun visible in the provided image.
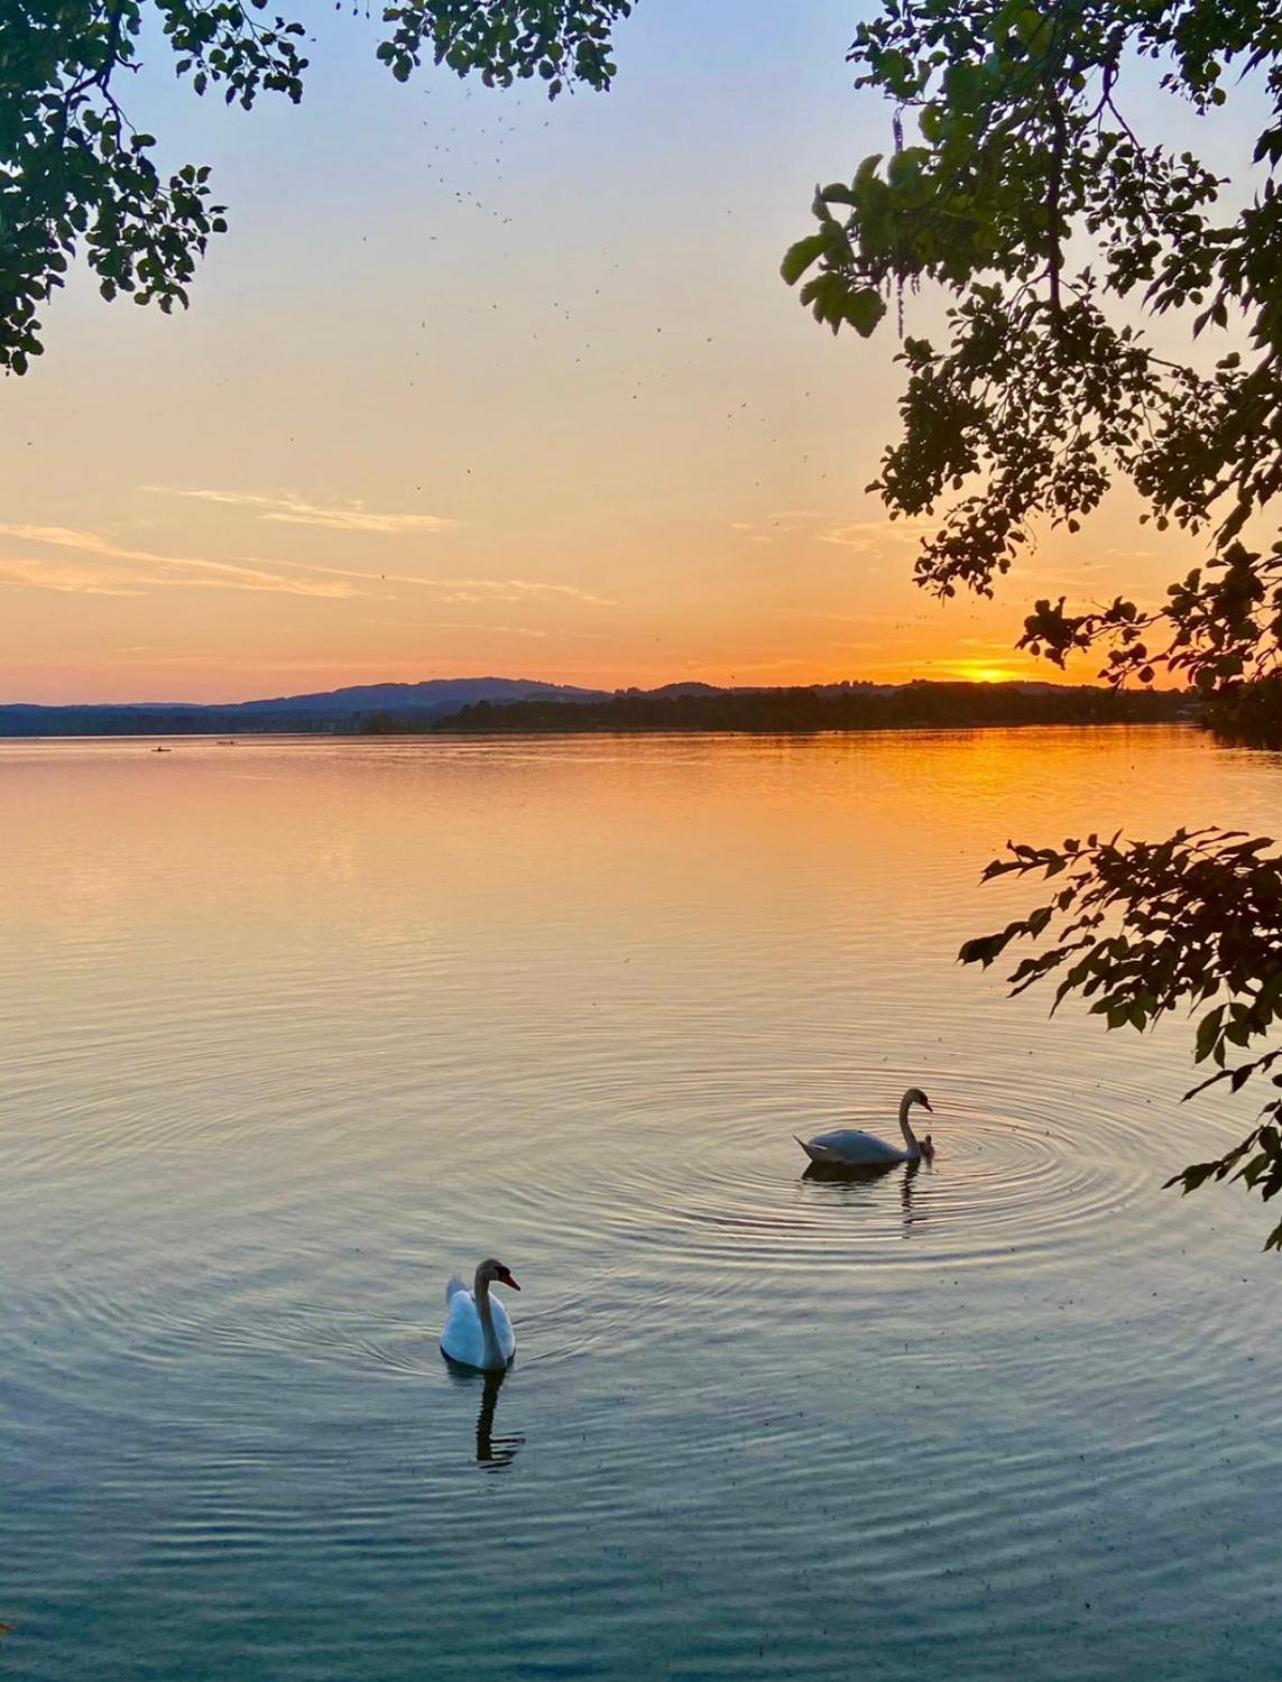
[952,662,1021,684]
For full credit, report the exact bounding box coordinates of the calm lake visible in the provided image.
[1,726,1279,1681]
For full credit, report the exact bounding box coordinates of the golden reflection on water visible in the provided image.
[2,727,1281,1682]
[2,724,1273,958]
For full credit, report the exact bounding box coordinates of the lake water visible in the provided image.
[1,726,1279,1681]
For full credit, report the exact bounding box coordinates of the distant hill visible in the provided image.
[0,677,607,737]
[232,677,606,716]
[630,682,727,699]
[0,676,1197,738]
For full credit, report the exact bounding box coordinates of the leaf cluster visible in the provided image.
[2,1,631,369]
[961,827,1282,1246]
[378,0,628,94]
[782,2,1282,1245]
[781,0,1282,691]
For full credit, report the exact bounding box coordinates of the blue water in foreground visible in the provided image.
[1,728,1279,1680]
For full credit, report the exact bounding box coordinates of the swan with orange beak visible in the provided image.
[441,1258,521,1370]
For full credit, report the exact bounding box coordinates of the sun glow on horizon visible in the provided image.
[952,663,1022,685]
[0,2,1191,707]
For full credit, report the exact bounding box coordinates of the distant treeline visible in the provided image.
[0,705,479,737]
[0,706,372,737]
[0,681,1196,739]
[427,682,1194,735]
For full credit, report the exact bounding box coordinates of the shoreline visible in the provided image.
[0,718,1202,744]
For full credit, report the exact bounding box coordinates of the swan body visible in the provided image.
[441,1258,520,1370]
[797,1088,934,1168]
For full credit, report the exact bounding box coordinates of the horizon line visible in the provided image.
[0,670,1183,710]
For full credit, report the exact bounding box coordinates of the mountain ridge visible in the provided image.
[0,676,608,734]
[0,675,1193,737]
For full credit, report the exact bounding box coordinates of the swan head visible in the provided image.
[475,1257,521,1293]
[904,1087,932,1114]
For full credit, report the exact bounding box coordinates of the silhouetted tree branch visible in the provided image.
[782,0,1282,1243]
[1,0,632,371]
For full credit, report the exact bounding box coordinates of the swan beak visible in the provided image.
[501,1273,521,1291]
[922,1097,933,1113]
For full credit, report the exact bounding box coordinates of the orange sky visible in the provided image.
[0,3,1236,704]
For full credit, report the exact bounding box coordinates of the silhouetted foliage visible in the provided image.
[362,710,400,734]
[0,681,1192,737]
[961,830,1282,1248]
[432,682,1190,735]
[1204,673,1282,748]
[784,1,1282,1241]
[0,703,355,735]
[1,0,631,370]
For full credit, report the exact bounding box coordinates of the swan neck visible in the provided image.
[474,1273,501,1361]
[898,1093,920,1155]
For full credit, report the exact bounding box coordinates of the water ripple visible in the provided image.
[2,731,1280,1682]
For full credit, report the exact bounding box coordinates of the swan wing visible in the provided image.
[446,1274,468,1305]
[440,1287,516,1368]
[441,1289,483,1365]
[796,1134,842,1164]
[802,1129,907,1165]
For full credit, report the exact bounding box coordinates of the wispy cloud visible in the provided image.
[0,559,145,597]
[0,524,615,609]
[791,610,932,628]
[427,620,549,639]
[729,512,936,552]
[261,555,616,607]
[817,516,937,552]
[0,525,359,598]
[718,657,820,674]
[436,579,614,606]
[149,487,458,535]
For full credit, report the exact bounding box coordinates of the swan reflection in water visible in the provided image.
[801,1156,926,1238]
[443,1359,525,1471]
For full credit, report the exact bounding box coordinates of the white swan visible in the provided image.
[441,1258,520,1370]
[797,1087,935,1167]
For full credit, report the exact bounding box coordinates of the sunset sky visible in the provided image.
[0,0,1245,703]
